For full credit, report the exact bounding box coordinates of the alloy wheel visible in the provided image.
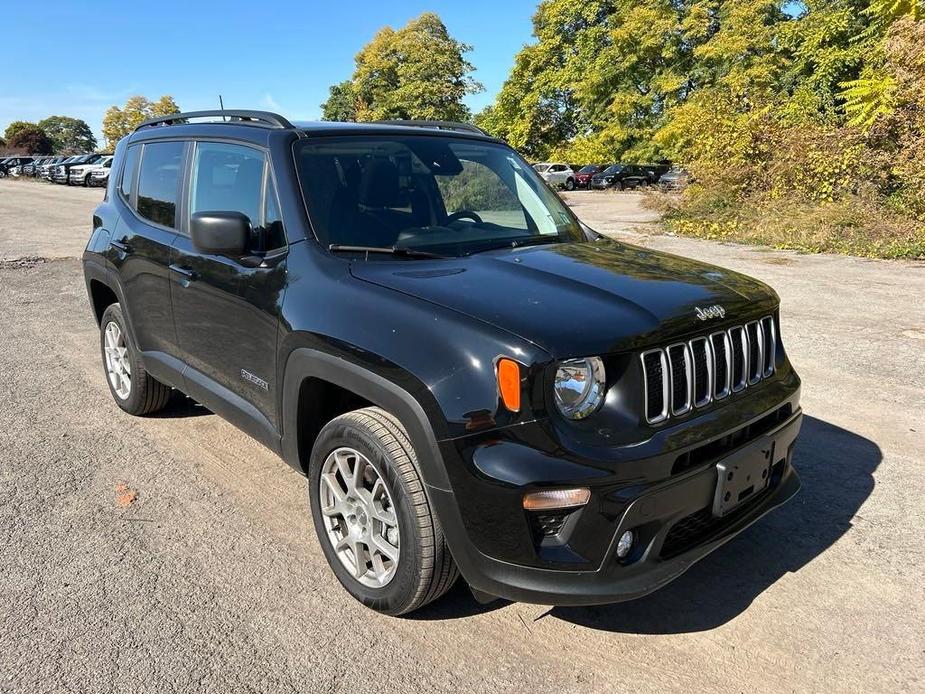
[103,321,132,399]
[319,447,400,588]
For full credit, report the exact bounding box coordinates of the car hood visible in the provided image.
[349,239,778,358]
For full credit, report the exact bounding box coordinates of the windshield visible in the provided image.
[295,136,585,258]
[578,165,599,174]
[602,165,624,175]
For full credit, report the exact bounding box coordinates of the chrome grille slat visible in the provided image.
[728,326,748,393]
[641,349,669,424]
[667,343,692,415]
[641,315,777,425]
[689,337,712,408]
[760,316,776,376]
[746,320,763,385]
[710,331,731,400]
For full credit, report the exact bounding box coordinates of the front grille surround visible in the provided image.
[640,315,778,425]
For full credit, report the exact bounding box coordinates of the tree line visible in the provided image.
[319,4,924,258]
[2,95,182,155]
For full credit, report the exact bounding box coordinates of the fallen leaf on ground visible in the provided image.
[114,483,138,507]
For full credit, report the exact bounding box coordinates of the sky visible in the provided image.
[2,0,539,145]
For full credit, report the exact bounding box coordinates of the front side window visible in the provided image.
[137,141,184,228]
[190,142,264,227]
[189,141,285,252]
[295,135,584,257]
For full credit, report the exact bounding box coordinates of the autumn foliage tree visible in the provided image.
[321,13,482,122]
[102,95,180,149]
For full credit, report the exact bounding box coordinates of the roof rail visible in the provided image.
[370,120,488,136]
[134,110,295,132]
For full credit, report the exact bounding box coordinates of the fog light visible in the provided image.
[523,488,590,511]
[616,530,634,559]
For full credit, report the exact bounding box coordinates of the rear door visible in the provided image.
[169,140,288,432]
[109,140,185,365]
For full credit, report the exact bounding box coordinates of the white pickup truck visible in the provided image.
[69,156,113,187]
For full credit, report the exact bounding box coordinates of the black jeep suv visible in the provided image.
[83,110,802,615]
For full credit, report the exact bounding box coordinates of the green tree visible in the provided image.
[322,13,483,122]
[321,81,358,121]
[37,115,97,154]
[4,121,36,144]
[8,125,53,154]
[101,95,181,149]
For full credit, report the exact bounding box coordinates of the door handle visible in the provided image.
[109,238,132,254]
[169,264,198,283]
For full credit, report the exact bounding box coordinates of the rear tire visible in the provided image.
[99,303,171,416]
[308,407,458,615]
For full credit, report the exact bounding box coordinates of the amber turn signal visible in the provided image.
[496,358,521,412]
[523,488,591,511]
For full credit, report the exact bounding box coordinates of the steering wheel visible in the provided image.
[445,210,483,225]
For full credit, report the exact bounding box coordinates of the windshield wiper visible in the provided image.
[328,244,448,259]
[509,235,566,249]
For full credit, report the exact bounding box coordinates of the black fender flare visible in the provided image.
[82,257,140,347]
[280,348,452,492]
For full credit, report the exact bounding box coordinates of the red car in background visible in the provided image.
[574,164,608,189]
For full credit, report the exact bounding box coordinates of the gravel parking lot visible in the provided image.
[1,179,923,693]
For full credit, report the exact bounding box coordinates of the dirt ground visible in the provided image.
[1,179,923,693]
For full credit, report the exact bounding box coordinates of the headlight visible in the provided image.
[553,357,607,420]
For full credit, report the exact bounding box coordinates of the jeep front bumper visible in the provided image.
[427,379,802,606]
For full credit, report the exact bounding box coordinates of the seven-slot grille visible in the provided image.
[641,316,777,424]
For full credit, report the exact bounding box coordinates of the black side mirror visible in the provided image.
[190,211,250,257]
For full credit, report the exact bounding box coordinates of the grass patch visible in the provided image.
[646,188,925,260]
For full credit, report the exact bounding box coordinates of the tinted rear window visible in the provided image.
[137,141,184,229]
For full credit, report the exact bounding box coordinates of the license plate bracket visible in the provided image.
[713,436,775,517]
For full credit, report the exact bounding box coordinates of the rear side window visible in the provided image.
[137,141,184,228]
[119,145,140,199]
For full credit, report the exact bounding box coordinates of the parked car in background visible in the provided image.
[22,157,49,176]
[641,164,670,184]
[39,156,66,180]
[70,155,113,186]
[49,156,79,182]
[0,156,33,177]
[659,167,691,190]
[533,162,576,190]
[590,164,651,190]
[88,157,114,187]
[52,154,105,184]
[574,165,607,189]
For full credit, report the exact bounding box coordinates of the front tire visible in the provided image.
[564,177,575,191]
[308,407,458,615]
[99,303,171,415]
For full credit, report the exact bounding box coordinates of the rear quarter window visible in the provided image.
[119,145,141,200]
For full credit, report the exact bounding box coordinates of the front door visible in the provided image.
[169,140,287,433]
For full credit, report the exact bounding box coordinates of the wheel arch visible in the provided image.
[281,347,452,493]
